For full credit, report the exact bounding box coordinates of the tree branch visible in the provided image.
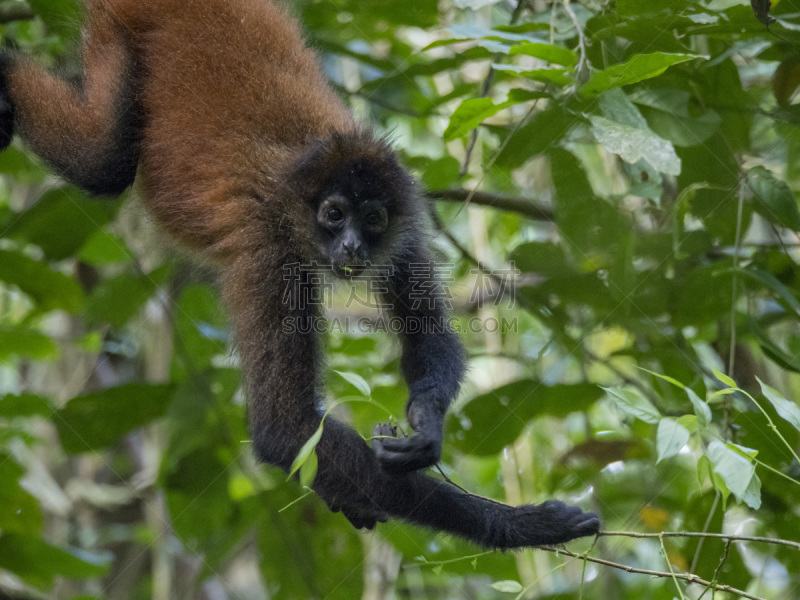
[598,530,800,551]
[539,545,766,600]
[428,188,554,221]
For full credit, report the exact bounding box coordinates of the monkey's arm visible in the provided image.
[375,252,466,474]
[0,10,140,195]
[224,237,599,545]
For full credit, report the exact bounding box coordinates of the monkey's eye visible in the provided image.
[327,207,344,222]
[364,209,388,231]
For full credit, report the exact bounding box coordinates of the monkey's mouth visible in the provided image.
[335,263,365,277]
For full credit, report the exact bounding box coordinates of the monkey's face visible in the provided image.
[316,194,390,275]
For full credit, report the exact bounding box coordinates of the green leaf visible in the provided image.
[0,249,84,313]
[0,458,43,536]
[508,41,577,67]
[603,386,661,424]
[617,0,690,15]
[0,326,59,361]
[444,90,545,141]
[757,377,800,432]
[509,241,572,278]
[300,447,319,487]
[0,534,110,589]
[629,88,720,147]
[495,105,574,168]
[697,454,712,486]
[3,188,120,260]
[87,263,172,327]
[635,366,685,390]
[421,156,461,190]
[449,381,603,455]
[445,98,500,141]
[444,24,531,44]
[686,388,712,429]
[333,370,371,397]
[707,440,759,507]
[712,369,737,389]
[656,418,690,463]
[55,384,175,453]
[492,580,524,593]
[492,64,571,87]
[589,115,681,175]
[78,230,133,265]
[747,166,800,231]
[579,53,701,98]
[0,393,53,418]
[288,425,323,479]
[739,472,762,510]
[718,266,800,316]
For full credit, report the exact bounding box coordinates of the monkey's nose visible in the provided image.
[344,241,361,258]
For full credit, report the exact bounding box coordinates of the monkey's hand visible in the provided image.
[373,399,443,474]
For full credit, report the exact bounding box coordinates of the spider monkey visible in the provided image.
[0,0,599,547]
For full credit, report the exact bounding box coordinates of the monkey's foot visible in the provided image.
[372,422,440,475]
[491,501,600,549]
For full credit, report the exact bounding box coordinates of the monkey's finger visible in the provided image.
[375,436,439,474]
[372,422,399,440]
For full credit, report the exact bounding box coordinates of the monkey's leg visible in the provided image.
[225,246,598,548]
[0,11,140,196]
[375,253,466,474]
[371,424,600,547]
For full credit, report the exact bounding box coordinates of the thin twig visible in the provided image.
[562,0,588,81]
[697,540,732,600]
[598,530,800,551]
[539,545,766,600]
[428,188,554,221]
[728,178,746,377]
[689,492,720,574]
[659,534,687,600]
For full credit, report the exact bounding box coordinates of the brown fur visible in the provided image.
[0,0,600,548]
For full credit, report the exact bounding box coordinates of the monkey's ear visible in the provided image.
[285,137,333,203]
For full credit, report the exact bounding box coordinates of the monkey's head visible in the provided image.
[289,130,425,275]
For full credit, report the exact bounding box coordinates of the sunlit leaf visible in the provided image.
[333,370,371,397]
[590,115,681,175]
[707,440,759,508]
[580,53,701,97]
[603,386,661,424]
[492,580,524,593]
[656,418,690,463]
[757,377,800,432]
[289,425,324,479]
[686,388,712,429]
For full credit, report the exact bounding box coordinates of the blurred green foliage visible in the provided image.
[1,0,800,598]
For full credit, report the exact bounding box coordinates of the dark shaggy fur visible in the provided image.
[0,0,599,548]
